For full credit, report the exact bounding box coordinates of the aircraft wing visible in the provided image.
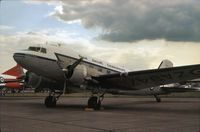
[92,64,200,90]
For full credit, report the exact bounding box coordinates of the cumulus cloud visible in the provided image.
[0,25,14,30]
[45,0,200,42]
[1,0,200,72]
[1,30,200,73]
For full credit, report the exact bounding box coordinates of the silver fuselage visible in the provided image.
[13,45,128,84]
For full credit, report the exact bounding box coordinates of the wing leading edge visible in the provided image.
[92,64,200,90]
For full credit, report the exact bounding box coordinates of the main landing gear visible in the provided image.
[44,91,62,108]
[45,96,57,108]
[87,92,105,110]
[154,95,161,102]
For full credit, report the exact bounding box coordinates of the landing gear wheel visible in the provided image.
[44,96,57,108]
[87,96,101,110]
[154,95,161,102]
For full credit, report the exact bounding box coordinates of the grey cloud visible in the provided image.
[52,0,200,42]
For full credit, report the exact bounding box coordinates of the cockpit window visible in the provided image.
[28,47,47,53]
[28,47,40,52]
[40,48,47,53]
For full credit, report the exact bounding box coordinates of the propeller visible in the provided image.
[21,71,29,93]
[57,57,83,94]
[17,71,33,93]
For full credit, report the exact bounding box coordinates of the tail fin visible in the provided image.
[158,59,173,69]
[2,64,24,77]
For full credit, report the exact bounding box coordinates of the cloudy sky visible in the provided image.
[0,0,200,73]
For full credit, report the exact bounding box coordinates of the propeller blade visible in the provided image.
[67,57,83,71]
[55,53,84,95]
[63,80,67,95]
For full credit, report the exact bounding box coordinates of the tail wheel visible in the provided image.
[154,95,161,102]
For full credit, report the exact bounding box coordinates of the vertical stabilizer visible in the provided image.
[158,59,173,69]
[2,64,24,77]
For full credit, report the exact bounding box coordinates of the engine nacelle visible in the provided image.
[69,65,87,85]
[26,72,60,90]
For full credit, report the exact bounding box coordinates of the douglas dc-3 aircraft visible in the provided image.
[13,44,200,110]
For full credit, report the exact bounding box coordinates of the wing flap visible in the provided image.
[161,87,200,92]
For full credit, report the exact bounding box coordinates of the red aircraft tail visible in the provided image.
[2,64,24,77]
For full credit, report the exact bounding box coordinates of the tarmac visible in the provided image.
[0,97,200,132]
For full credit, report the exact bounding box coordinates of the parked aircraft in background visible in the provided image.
[0,64,24,91]
[13,44,200,110]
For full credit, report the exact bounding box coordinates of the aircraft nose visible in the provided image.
[13,53,25,65]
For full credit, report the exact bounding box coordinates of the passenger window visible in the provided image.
[89,65,93,68]
[98,68,102,72]
[41,48,47,53]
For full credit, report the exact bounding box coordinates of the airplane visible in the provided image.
[13,44,200,110]
[0,64,25,92]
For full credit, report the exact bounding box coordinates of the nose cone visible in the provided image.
[13,53,25,65]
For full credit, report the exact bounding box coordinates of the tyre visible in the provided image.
[44,96,56,108]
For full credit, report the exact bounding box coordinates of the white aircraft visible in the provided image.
[13,44,200,110]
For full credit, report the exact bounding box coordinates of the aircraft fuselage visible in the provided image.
[13,44,128,85]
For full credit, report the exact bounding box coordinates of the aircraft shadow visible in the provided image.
[22,100,200,115]
[103,101,200,115]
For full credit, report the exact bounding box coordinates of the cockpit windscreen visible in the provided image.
[28,47,47,53]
